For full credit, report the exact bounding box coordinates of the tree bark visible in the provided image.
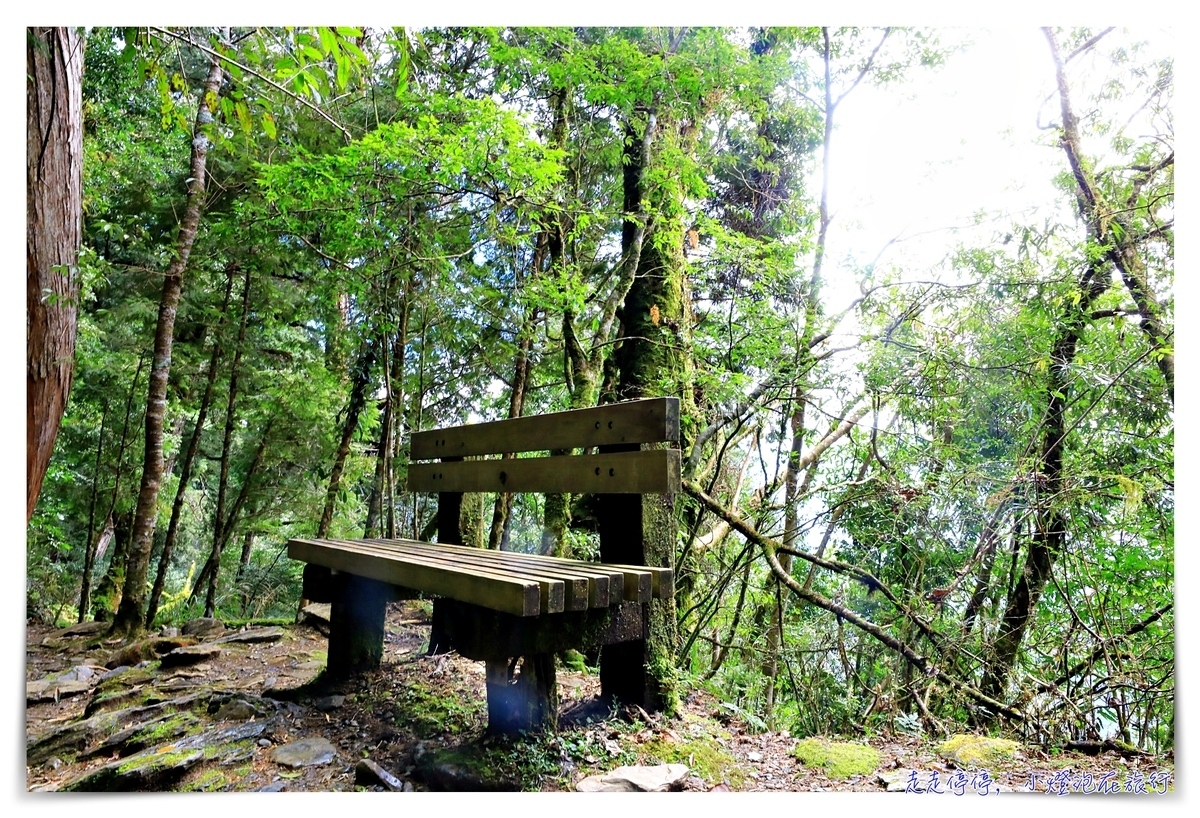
[316,338,377,538]
[78,399,110,622]
[111,44,224,637]
[27,26,84,523]
[203,264,252,616]
[145,266,236,627]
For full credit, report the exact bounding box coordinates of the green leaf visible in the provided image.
[262,111,277,140]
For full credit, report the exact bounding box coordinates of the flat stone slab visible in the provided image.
[356,758,406,791]
[159,644,222,668]
[271,736,336,768]
[213,626,284,645]
[182,617,226,639]
[576,763,690,792]
[27,677,93,703]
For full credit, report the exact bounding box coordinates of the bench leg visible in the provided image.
[484,654,558,733]
[326,573,389,678]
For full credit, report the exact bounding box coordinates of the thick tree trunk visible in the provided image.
[27,26,84,523]
[599,105,687,711]
[111,47,224,637]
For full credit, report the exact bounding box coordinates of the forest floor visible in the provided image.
[25,601,1174,795]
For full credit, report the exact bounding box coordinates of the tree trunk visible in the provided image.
[316,338,377,538]
[27,26,84,523]
[78,398,110,623]
[111,45,224,637]
[146,266,236,627]
[203,264,252,616]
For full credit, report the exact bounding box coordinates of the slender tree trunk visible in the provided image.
[146,266,236,626]
[190,420,272,610]
[27,26,84,523]
[78,399,110,622]
[488,321,533,550]
[364,309,407,539]
[316,338,377,538]
[112,44,224,637]
[1043,29,1174,404]
[89,354,146,621]
[203,265,252,616]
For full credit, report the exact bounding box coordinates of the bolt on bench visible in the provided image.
[288,397,680,732]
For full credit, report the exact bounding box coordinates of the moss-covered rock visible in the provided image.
[937,734,1020,767]
[792,737,880,779]
[640,717,744,787]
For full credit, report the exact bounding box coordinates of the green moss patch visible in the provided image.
[640,718,744,787]
[394,680,485,738]
[937,734,1020,767]
[792,738,880,779]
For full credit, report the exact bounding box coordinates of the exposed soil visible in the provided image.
[24,601,1174,794]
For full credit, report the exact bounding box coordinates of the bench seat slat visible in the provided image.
[320,539,568,614]
[406,449,680,495]
[363,538,661,604]
[364,537,662,609]
[289,539,544,616]
[363,539,610,609]
[410,397,678,459]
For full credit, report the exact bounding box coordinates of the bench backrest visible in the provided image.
[406,398,680,495]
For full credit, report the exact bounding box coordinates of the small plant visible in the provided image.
[895,711,923,736]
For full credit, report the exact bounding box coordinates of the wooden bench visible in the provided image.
[288,397,680,732]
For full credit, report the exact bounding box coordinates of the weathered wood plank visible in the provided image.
[410,398,679,459]
[406,449,680,495]
[368,539,623,602]
[321,539,567,614]
[362,538,669,602]
[364,539,604,609]
[288,539,543,617]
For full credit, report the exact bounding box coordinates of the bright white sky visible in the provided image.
[2,5,1188,813]
[824,27,1063,291]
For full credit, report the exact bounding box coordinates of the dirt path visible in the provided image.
[24,602,1173,794]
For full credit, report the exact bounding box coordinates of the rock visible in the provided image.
[160,626,180,637]
[99,665,131,681]
[60,719,272,792]
[300,603,331,624]
[271,736,337,768]
[181,617,226,639]
[26,677,93,703]
[105,636,196,668]
[28,690,212,766]
[747,751,763,762]
[58,664,98,682]
[45,757,63,771]
[413,742,520,791]
[80,711,201,760]
[313,695,345,711]
[792,738,880,779]
[213,697,262,721]
[213,626,284,645]
[576,764,690,792]
[255,781,288,792]
[258,738,272,747]
[356,758,406,791]
[937,734,1021,767]
[159,643,222,668]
